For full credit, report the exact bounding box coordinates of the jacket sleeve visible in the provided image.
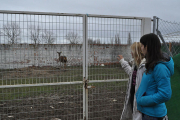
[119,58,132,77]
[137,64,172,107]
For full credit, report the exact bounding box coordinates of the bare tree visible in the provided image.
[42,30,55,44]
[29,25,42,66]
[96,39,101,44]
[66,32,81,44]
[2,22,21,44]
[115,33,121,44]
[110,37,114,44]
[29,25,42,46]
[88,38,94,44]
[109,34,121,44]
[88,38,101,44]
[127,32,132,45]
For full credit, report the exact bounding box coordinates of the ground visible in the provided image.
[0,66,127,120]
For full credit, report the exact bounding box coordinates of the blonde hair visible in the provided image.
[130,42,144,66]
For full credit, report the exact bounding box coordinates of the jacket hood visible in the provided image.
[159,56,174,76]
[138,58,146,69]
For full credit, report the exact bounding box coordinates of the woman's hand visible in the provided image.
[117,55,123,61]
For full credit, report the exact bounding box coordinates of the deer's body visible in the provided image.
[57,52,67,69]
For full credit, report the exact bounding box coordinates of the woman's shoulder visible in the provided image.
[154,63,167,71]
[153,63,171,77]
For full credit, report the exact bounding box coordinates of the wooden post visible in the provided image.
[169,42,172,52]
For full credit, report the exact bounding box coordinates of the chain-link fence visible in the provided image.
[154,17,180,120]
[155,17,180,57]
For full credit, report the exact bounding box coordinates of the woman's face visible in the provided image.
[141,43,147,55]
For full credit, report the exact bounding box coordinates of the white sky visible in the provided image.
[0,0,180,22]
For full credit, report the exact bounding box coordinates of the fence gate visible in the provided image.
[0,10,85,120]
[83,15,151,120]
[0,10,151,120]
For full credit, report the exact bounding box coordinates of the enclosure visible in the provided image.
[0,10,179,120]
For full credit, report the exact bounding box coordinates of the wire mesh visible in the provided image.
[156,18,180,120]
[87,17,142,80]
[0,13,84,84]
[0,12,84,120]
[157,18,180,56]
[87,16,142,119]
[0,85,83,120]
[88,81,127,120]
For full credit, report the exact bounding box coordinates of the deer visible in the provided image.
[57,52,67,70]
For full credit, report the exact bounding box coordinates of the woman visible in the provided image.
[136,33,174,120]
[117,42,146,120]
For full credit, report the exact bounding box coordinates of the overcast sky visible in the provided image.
[0,0,179,44]
[0,0,180,22]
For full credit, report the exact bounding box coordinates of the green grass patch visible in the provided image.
[166,53,180,120]
[0,65,128,101]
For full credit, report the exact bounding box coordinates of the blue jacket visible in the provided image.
[136,57,174,117]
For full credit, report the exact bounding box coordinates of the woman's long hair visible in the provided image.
[140,33,163,73]
[131,42,144,67]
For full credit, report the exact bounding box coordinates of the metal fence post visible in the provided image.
[153,16,157,34]
[83,14,88,120]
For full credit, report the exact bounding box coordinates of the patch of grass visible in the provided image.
[166,53,180,120]
[0,65,128,101]
[0,84,84,101]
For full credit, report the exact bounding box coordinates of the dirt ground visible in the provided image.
[2,66,69,79]
[0,66,127,120]
[0,87,126,120]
